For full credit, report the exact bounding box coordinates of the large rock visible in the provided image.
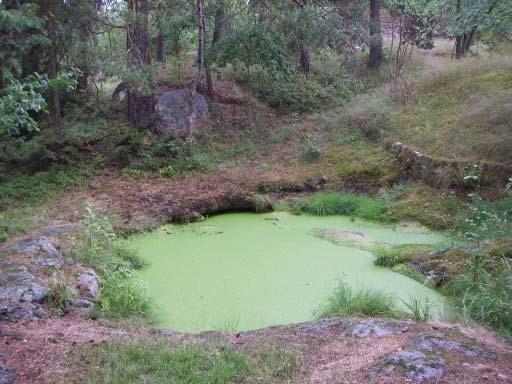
[0,273,48,303]
[0,365,16,384]
[10,236,62,269]
[0,304,47,322]
[76,269,100,299]
[382,350,445,382]
[155,89,208,134]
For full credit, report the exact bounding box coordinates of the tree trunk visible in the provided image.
[78,22,90,94]
[454,0,463,59]
[206,3,225,97]
[156,2,165,62]
[126,0,154,127]
[299,45,310,74]
[156,31,164,62]
[185,0,205,138]
[295,0,310,74]
[47,7,62,131]
[368,0,383,68]
[195,0,206,91]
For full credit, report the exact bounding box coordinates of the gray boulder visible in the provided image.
[76,269,100,299]
[383,350,445,382]
[155,89,208,134]
[0,365,15,384]
[0,304,47,322]
[10,236,62,269]
[0,273,48,303]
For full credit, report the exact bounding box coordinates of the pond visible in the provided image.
[130,212,447,332]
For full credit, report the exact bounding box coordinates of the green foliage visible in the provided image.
[401,296,431,322]
[316,280,397,319]
[304,192,387,222]
[0,72,77,136]
[217,25,290,79]
[83,342,248,384]
[247,69,362,113]
[81,202,116,260]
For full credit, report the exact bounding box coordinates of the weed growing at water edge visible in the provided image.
[99,268,153,320]
[315,280,397,319]
[304,192,386,222]
[401,296,431,322]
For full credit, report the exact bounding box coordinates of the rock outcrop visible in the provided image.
[155,89,208,134]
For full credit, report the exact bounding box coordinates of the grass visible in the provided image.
[315,280,398,319]
[372,244,410,267]
[401,296,432,322]
[0,168,88,242]
[304,192,387,222]
[82,342,248,384]
[79,341,298,384]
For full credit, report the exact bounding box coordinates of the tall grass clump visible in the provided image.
[401,296,431,322]
[315,280,397,318]
[372,244,405,267]
[446,258,512,336]
[83,342,248,384]
[304,192,386,222]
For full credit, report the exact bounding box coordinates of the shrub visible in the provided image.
[47,279,74,316]
[315,280,397,318]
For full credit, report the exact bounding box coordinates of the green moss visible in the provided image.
[312,142,399,186]
[387,184,461,230]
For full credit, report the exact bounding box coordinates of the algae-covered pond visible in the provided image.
[130,212,447,332]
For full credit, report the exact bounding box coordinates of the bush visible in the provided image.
[372,245,404,267]
[304,192,387,221]
[315,280,397,318]
[47,279,74,316]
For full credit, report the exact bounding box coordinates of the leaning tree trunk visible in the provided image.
[126,0,154,127]
[368,0,383,68]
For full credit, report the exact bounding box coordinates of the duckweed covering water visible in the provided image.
[130,212,447,332]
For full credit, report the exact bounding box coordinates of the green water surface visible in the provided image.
[130,212,447,332]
